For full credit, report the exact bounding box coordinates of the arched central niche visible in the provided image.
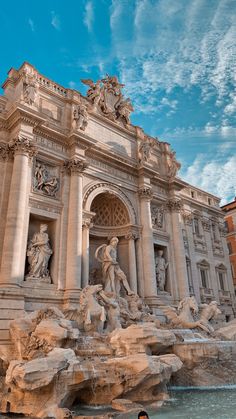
[91,192,130,227]
[89,192,131,286]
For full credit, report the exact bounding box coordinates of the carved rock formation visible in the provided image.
[0,306,182,419]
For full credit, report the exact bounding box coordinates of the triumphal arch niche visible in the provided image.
[0,62,234,347]
[84,183,139,294]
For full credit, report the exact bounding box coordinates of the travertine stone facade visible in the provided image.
[222,199,236,291]
[0,62,235,347]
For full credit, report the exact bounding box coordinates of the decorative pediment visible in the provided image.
[215,263,227,271]
[197,259,209,267]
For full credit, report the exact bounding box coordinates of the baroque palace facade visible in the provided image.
[0,62,235,347]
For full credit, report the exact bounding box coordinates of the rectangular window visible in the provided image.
[193,218,200,235]
[218,272,225,290]
[224,220,229,233]
[200,269,208,288]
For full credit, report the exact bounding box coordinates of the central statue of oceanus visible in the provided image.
[95,237,134,296]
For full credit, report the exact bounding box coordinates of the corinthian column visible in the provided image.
[167,198,189,299]
[125,232,138,293]
[82,216,94,288]
[0,137,37,287]
[65,158,87,292]
[138,187,157,296]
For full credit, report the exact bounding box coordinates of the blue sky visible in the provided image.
[0,0,235,204]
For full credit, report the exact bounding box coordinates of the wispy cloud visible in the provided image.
[51,11,61,30]
[182,153,236,205]
[83,1,94,33]
[109,0,236,115]
[28,18,35,32]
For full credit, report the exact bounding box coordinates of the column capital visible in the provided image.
[166,198,183,212]
[125,232,138,240]
[9,137,38,158]
[82,218,93,229]
[64,158,88,175]
[138,186,153,200]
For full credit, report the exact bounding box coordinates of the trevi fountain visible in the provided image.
[0,63,236,418]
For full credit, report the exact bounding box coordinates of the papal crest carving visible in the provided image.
[82,75,133,125]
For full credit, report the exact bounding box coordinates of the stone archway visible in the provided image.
[82,184,138,293]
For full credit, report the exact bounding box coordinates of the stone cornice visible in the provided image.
[5,105,46,131]
[180,194,222,215]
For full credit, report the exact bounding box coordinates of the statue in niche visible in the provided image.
[73,103,88,131]
[95,237,134,297]
[26,224,53,282]
[155,250,168,292]
[34,162,59,197]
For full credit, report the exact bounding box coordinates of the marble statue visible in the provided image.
[26,224,53,282]
[155,250,168,291]
[22,70,37,105]
[65,284,106,333]
[199,301,222,332]
[167,150,181,178]
[161,296,219,333]
[81,78,102,105]
[73,103,88,131]
[95,237,134,296]
[99,290,122,332]
[116,97,133,124]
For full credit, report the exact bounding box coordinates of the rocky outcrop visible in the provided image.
[171,340,236,386]
[216,320,236,341]
[109,323,176,356]
[9,306,79,360]
[0,307,182,419]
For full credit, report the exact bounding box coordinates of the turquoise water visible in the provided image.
[1,388,236,418]
[131,388,236,419]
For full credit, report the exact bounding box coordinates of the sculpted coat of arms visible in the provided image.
[82,75,133,125]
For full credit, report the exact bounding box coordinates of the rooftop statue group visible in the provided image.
[82,75,134,125]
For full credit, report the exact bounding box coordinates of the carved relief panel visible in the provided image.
[33,159,60,198]
[151,205,165,230]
